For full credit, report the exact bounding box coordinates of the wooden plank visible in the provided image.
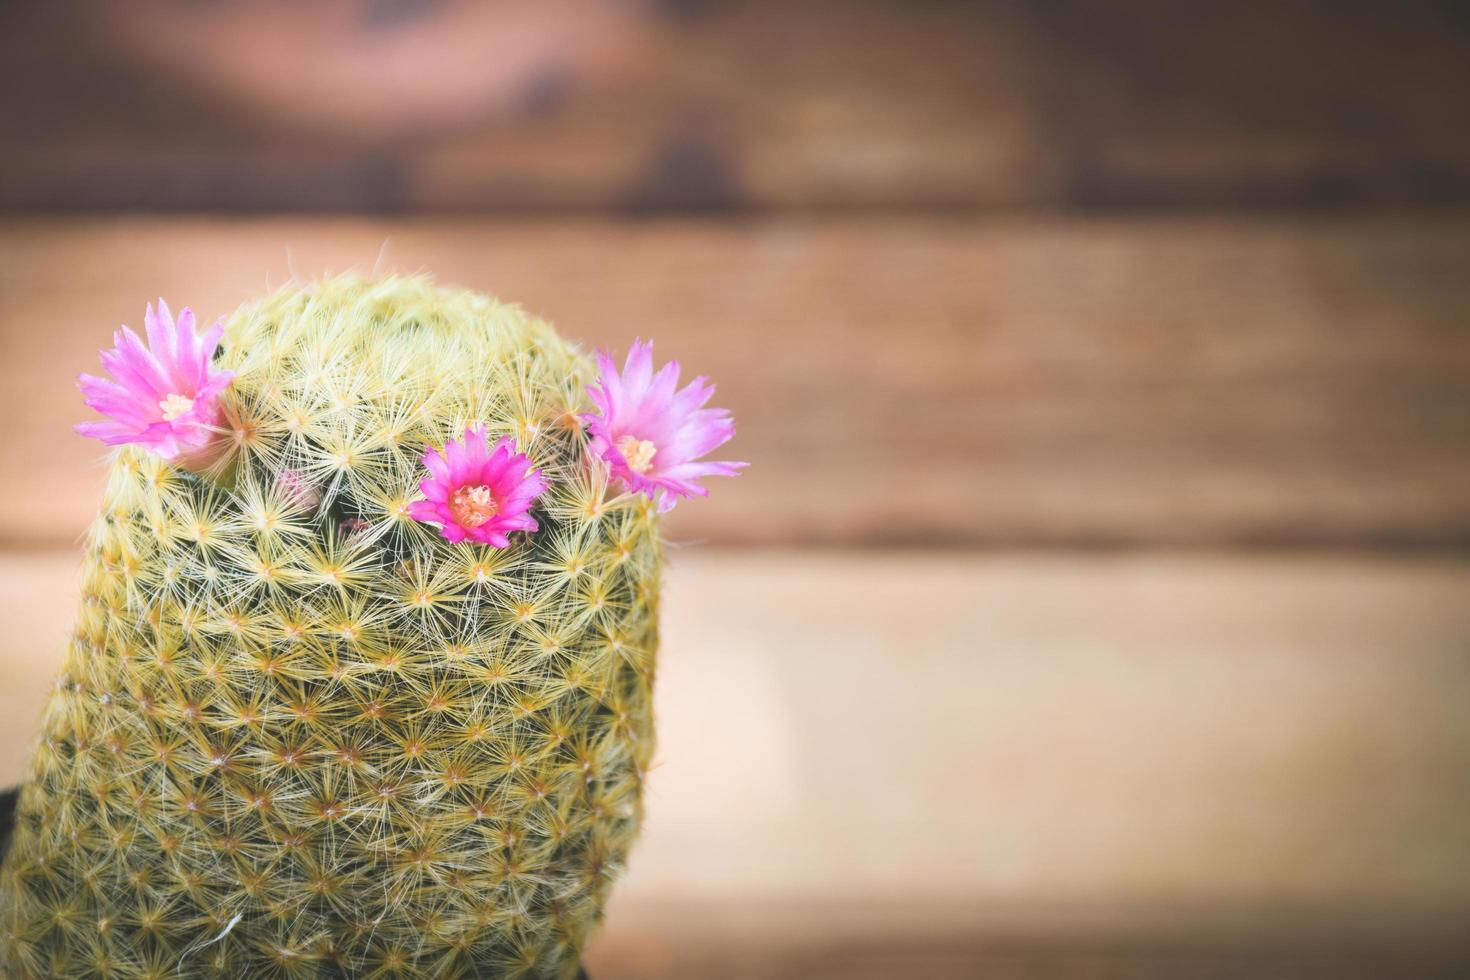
[2,2,1468,211]
[585,930,1470,980]
[1,215,1468,549]
[583,917,1470,980]
[4,549,1470,968]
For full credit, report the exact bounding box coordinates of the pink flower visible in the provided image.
[75,299,234,462]
[274,469,321,511]
[339,517,371,541]
[407,427,547,546]
[584,339,746,511]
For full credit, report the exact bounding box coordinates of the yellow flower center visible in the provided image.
[617,435,658,474]
[159,393,195,422]
[449,484,498,528]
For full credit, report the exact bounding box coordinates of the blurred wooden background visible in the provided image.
[2,2,1469,977]
[4,1,1470,213]
[4,215,1470,553]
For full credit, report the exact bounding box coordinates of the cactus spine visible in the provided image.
[0,277,659,978]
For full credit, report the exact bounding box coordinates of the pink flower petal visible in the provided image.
[621,339,655,401]
[405,500,441,521]
[422,447,451,483]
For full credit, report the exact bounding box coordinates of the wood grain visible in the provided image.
[2,1,1467,212]
[1,214,1468,549]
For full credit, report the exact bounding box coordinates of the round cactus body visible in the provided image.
[0,277,660,978]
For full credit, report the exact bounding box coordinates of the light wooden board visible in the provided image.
[4,548,1468,971]
[1,215,1468,548]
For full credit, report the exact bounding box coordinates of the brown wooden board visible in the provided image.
[2,1,1468,212]
[1,214,1467,549]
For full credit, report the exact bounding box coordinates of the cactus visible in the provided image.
[0,277,673,977]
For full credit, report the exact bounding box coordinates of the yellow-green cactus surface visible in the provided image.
[1,277,660,978]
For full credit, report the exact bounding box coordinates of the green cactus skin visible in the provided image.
[0,277,660,978]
